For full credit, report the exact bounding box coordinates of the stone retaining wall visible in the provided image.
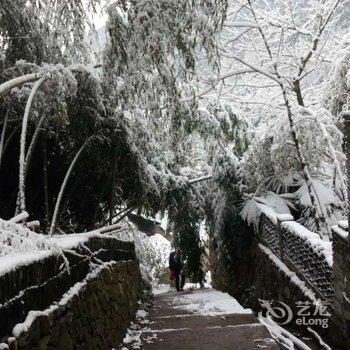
[11,260,143,350]
[209,217,347,349]
[210,233,315,315]
[0,236,146,350]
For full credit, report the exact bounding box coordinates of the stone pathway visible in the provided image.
[141,289,280,350]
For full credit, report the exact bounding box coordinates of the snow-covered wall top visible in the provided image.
[0,216,132,277]
[281,221,333,267]
[0,233,137,340]
[253,203,333,266]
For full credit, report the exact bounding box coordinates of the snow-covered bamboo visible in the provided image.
[318,119,347,201]
[0,73,43,96]
[10,211,29,223]
[0,110,9,168]
[17,76,47,214]
[24,112,46,178]
[49,137,93,236]
[189,174,212,184]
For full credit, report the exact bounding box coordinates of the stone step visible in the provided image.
[141,323,280,350]
[141,289,280,350]
[149,313,259,330]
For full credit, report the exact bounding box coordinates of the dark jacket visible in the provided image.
[169,252,183,274]
[172,259,183,275]
[169,252,176,270]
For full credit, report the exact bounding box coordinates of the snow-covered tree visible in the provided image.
[193,0,348,237]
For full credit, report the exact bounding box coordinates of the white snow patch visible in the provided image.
[122,299,151,349]
[172,289,252,316]
[281,221,333,267]
[0,218,51,257]
[153,284,172,295]
[0,251,52,277]
[136,309,148,319]
[240,193,292,227]
[276,214,294,222]
[49,230,115,249]
[0,224,123,277]
[337,220,348,230]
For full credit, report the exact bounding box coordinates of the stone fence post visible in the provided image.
[276,214,294,262]
[329,111,350,347]
[331,222,350,347]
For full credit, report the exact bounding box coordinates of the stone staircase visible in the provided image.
[141,289,280,350]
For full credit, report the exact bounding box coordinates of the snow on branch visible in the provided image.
[224,22,261,29]
[10,212,29,224]
[230,55,281,84]
[179,69,254,103]
[0,73,43,96]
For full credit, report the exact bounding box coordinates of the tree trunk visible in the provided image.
[293,79,305,107]
[280,84,324,234]
[246,0,326,236]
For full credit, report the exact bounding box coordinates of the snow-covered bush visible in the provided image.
[213,149,239,188]
[135,232,171,285]
[324,33,350,116]
[0,218,50,256]
[113,224,171,286]
[240,193,293,228]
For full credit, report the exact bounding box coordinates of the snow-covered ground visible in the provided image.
[172,288,252,316]
[121,287,253,349]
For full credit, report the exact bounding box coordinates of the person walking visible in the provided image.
[169,249,186,292]
[168,251,176,288]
